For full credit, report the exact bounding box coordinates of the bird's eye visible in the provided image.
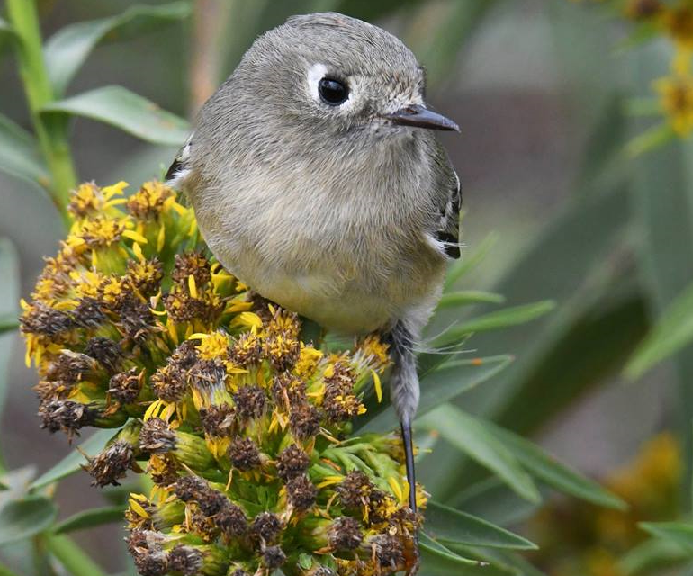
[318,77,349,105]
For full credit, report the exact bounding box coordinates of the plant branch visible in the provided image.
[5,0,76,226]
[45,535,107,576]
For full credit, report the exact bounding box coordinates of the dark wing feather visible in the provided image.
[433,141,462,259]
[165,135,193,185]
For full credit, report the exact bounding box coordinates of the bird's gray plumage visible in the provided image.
[167,13,460,539]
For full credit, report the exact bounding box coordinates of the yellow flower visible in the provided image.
[22,180,420,576]
[624,0,663,21]
[662,3,693,49]
[193,330,230,361]
[654,73,693,134]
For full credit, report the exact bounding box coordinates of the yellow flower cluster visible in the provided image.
[626,0,693,134]
[21,181,423,576]
[527,432,681,576]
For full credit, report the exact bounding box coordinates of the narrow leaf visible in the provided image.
[438,291,506,309]
[30,428,116,491]
[357,356,512,433]
[420,545,514,576]
[44,2,192,95]
[419,532,476,565]
[445,232,498,289]
[435,301,555,347]
[0,240,19,423]
[41,86,190,146]
[619,536,692,575]
[419,405,541,503]
[0,315,18,334]
[0,114,49,185]
[639,522,693,554]
[0,497,57,545]
[424,500,537,550]
[626,280,693,378]
[480,417,626,509]
[53,505,125,534]
[448,478,540,528]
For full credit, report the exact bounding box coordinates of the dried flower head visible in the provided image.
[22,181,422,575]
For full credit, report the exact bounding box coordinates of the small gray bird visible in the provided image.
[167,10,460,533]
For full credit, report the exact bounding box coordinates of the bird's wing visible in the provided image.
[165,134,193,187]
[432,141,462,259]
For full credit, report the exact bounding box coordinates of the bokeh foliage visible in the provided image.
[0,1,692,576]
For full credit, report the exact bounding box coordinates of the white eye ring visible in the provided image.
[307,64,330,103]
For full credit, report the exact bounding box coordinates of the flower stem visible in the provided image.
[5,0,76,227]
[45,535,107,576]
[0,559,22,576]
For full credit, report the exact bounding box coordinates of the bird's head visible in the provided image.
[227,12,459,144]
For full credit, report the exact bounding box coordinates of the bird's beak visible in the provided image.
[382,103,460,132]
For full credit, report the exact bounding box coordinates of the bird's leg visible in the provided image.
[385,320,420,575]
[400,416,417,514]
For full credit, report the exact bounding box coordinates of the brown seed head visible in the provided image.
[228,437,261,472]
[84,440,136,487]
[276,444,310,481]
[232,385,266,420]
[216,501,248,537]
[250,512,283,545]
[109,367,143,405]
[139,418,176,454]
[286,475,317,511]
[337,471,373,510]
[329,517,363,551]
[166,545,203,576]
[263,545,286,570]
[199,403,235,437]
[289,403,321,440]
[83,336,122,372]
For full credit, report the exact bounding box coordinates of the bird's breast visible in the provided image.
[190,150,445,333]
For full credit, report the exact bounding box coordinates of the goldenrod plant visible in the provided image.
[2,1,693,576]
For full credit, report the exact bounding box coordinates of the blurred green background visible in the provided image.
[2,1,693,575]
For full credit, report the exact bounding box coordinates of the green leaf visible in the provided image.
[419,406,541,503]
[0,315,18,334]
[630,43,693,508]
[619,536,693,575]
[297,553,312,570]
[424,500,536,550]
[357,355,512,434]
[434,301,555,347]
[0,497,57,545]
[0,240,19,427]
[53,505,125,535]
[626,280,693,378]
[0,113,49,186]
[626,122,675,158]
[40,86,190,146]
[639,522,693,554]
[426,186,640,501]
[30,428,117,491]
[445,232,498,290]
[437,291,506,309]
[44,2,192,96]
[419,531,475,565]
[448,478,539,528]
[0,481,8,491]
[479,418,626,509]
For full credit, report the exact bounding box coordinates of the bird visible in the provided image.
[166,11,460,565]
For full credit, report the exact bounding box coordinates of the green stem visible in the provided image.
[45,535,107,576]
[5,0,76,227]
[0,559,22,576]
